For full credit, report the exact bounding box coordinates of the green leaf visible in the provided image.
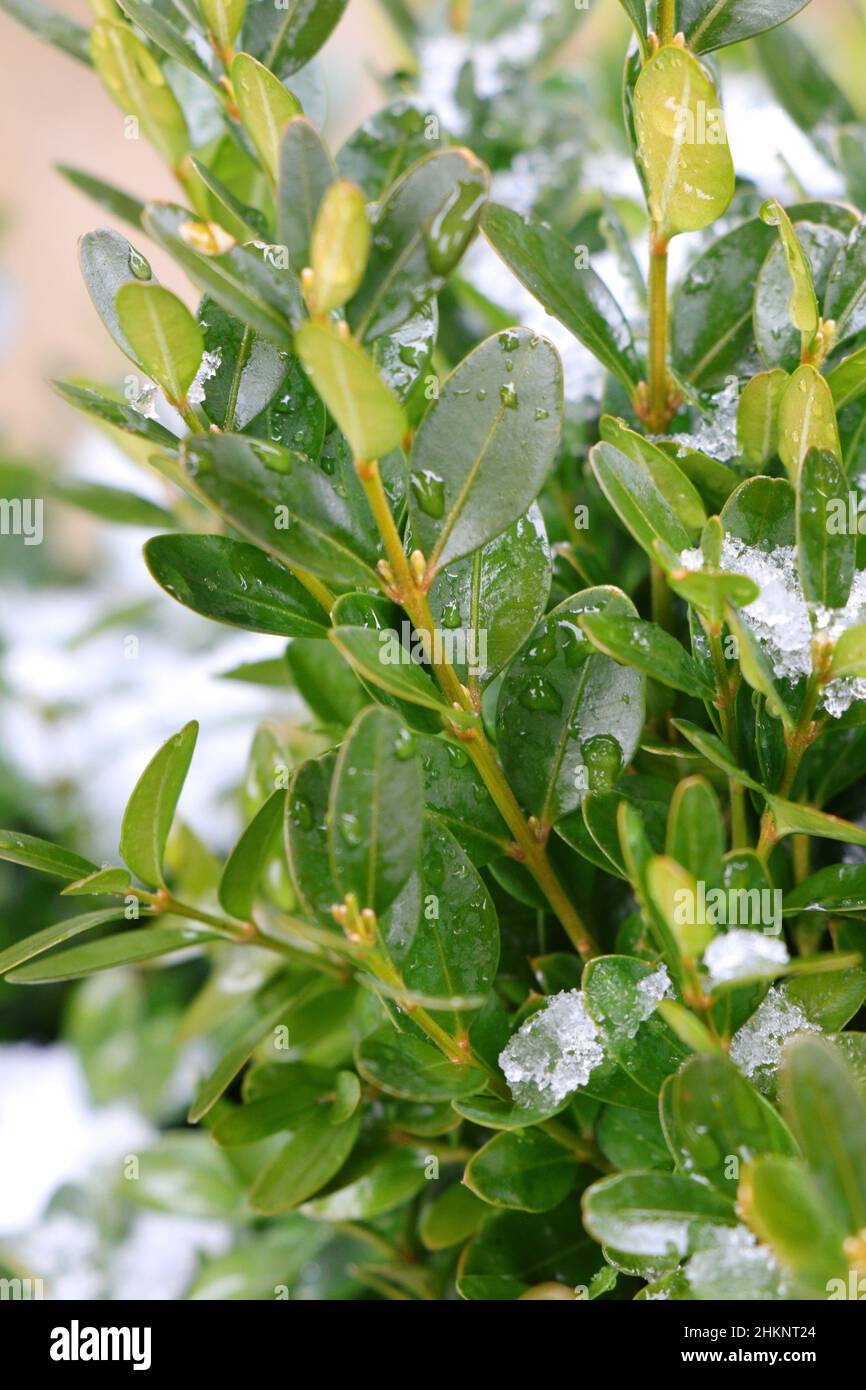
[145,535,327,638]
[420,1183,487,1250]
[777,365,840,480]
[183,432,382,590]
[307,179,370,315]
[115,282,203,405]
[79,228,158,373]
[578,611,713,700]
[781,1034,866,1233]
[303,1145,428,1220]
[277,115,335,269]
[57,164,143,228]
[1,0,91,63]
[457,1194,598,1300]
[754,221,843,371]
[241,0,349,79]
[417,735,510,867]
[666,776,724,886]
[409,329,562,573]
[287,637,366,727]
[824,218,866,351]
[497,588,645,828]
[723,602,795,733]
[188,157,268,243]
[582,955,691,1095]
[830,625,866,680]
[784,862,866,916]
[597,1106,670,1172]
[330,1069,361,1123]
[218,789,285,921]
[120,720,199,887]
[328,707,423,915]
[736,369,788,466]
[383,816,499,1037]
[582,1171,735,1262]
[599,416,706,535]
[744,1154,849,1297]
[338,99,444,199]
[634,45,734,240]
[197,298,290,432]
[188,972,306,1122]
[756,24,857,139]
[51,381,179,452]
[766,796,866,848]
[231,51,301,183]
[249,1106,361,1213]
[617,0,648,56]
[465,1129,578,1213]
[354,1027,486,1101]
[680,0,811,54]
[797,447,854,608]
[671,718,763,792]
[759,199,819,338]
[0,829,97,881]
[214,1063,333,1144]
[828,346,866,412]
[328,625,464,719]
[482,202,642,392]
[114,0,219,88]
[90,22,188,170]
[349,148,489,344]
[426,505,552,692]
[142,203,298,348]
[62,867,132,897]
[124,1133,246,1218]
[285,752,339,926]
[672,218,775,390]
[590,442,691,559]
[661,1054,796,1196]
[201,0,245,53]
[294,320,406,460]
[721,474,795,549]
[7,926,214,983]
[647,856,715,960]
[0,908,129,976]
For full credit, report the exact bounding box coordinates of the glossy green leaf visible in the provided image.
[829,625,866,680]
[736,369,788,465]
[457,1194,598,1300]
[285,752,338,927]
[754,221,843,371]
[145,534,327,638]
[828,346,866,412]
[115,282,203,405]
[120,720,199,887]
[295,320,406,460]
[666,776,724,886]
[350,148,489,343]
[143,203,298,348]
[114,0,218,87]
[582,955,691,1096]
[51,382,180,453]
[661,1054,796,1197]
[777,365,840,480]
[482,202,642,391]
[197,297,290,431]
[634,45,734,240]
[671,718,763,792]
[409,329,562,572]
[188,972,306,1121]
[328,707,422,915]
[337,100,443,200]
[307,179,369,315]
[182,432,382,590]
[672,219,775,390]
[241,0,349,79]
[79,228,158,372]
[420,1183,487,1250]
[759,199,819,337]
[57,164,143,227]
[824,218,866,350]
[781,1034,866,1234]
[218,789,286,921]
[578,611,713,700]
[745,1154,849,1297]
[756,25,857,139]
[232,52,301,183]
[201,0,245,52]
[355,1027,486,1102]
[721,474,795,549]
[497,588,645,828]
[680,0,811,54]
[7,926,214,983]
[599,416,706,534]
[303,1145,427,1220]
[61,867,132,897]
[0,908,129,976]
[724,602,795,734]
[590,441,690,559]
[417,735,510,866]
[90,22,188,170]
[249,1106,360,1213]
[287,638,366,727]
[277,115,335,269]
[465,1129,578,1213]
[797,447,854,608]
[0,830,97,882]
[582,1171,734,1261]
[329,625,460,720]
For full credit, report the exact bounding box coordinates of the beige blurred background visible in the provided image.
[0,0,859,456]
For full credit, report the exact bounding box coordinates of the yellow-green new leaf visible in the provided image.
[231,51,301,183]
[307,179,370,314]
[91,21,188,170]
[829,624,866,679]
[647,854,716,960]
[115,282,203,405]
[760,199,819,338]
[777,365,840,480]
[200,0,245,53]
[634,45,734,240]
[295,320,406,460]
[736,369,788,466]
[120,721,199,887]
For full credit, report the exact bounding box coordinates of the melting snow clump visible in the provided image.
[729,986,820,1090]
[187,350,222,406]
[631,964,673,1033]
[678,539,866,716]
[499,989,604,1109]
[687,1226,784,1300]
[668,377,740,462]
[703,930,789,985]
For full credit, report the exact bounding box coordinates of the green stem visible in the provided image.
[357,459,598,959]
[650,560,672,633]
[658,0,675,44]
[756,668,823,861]
[706,629,749,849]
[647,225,671,433]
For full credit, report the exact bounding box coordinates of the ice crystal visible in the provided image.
[729,986,820,1090]
[131,383,159,420]
[632,964,673,1032]
[499,989,604,1109]
[679,537,866,717]
[703,930,789,985]
[686,1226,784,1301]
[668,377,740,462]
[187,350,222,406]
